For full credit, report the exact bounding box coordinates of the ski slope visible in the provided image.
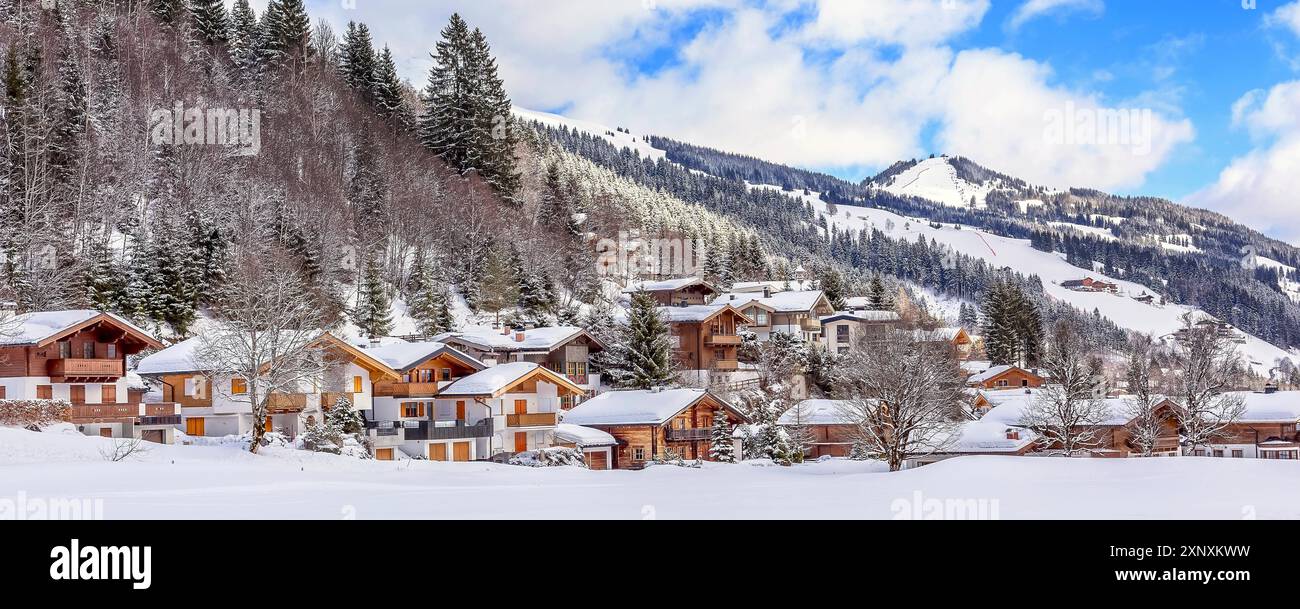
[877,157,996,209]
[514,107,666,161]
[756,184,1295,373]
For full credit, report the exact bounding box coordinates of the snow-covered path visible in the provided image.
[4,428,1300,519]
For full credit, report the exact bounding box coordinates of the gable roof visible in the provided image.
[713,290,831,313]
[778,399,861,425]
[136,330,398,379]
[363,341,484,373]
[437,362,585,397]
[658,304,753,325]
[932,419,1038,454]
[968,364,1040,385]
[310,333,401,380]
[553,423,618,447]
[820,310,901,324]
[623,277,717,294]
[562,388,749,426]
[437,326,605,354]
[0,310,162,349]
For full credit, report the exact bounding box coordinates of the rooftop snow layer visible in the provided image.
[438,326,591,353]
[563,388,712,426]
[623,277,710,293]
[363,341,483,371]
[438,362,546,396]
[0,310,156,346]
[713,290,826,312]
[553,423,618,447]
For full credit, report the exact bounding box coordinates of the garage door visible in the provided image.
[141,430,165,444]
[452,441,471,462]
[185,417,205,437]
[428,443,448,461]
[586,450,609,470]
[375,448,394,461]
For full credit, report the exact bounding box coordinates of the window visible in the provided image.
[1021,379,1030,387]
[231,378,247,395]
[633,447,646,461]
[402,402,426,418]
[1194,449,1206,457]
[997,380,1009,387]
[0,386,5,399]
[1232,450,1244,458]
[36,385,52,400]
[102,385,116,403]
[83,342,95,358]
[1213,450,1225,458]
[58,341,71,359]
[183,377,197,397]
[106,344,116,359]
[353,376,363,393]
[837,325,850,344]
[441,368,452,381]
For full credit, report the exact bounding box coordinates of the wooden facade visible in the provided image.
[972,367,1044,390]
[667,306,751,373]
[578,393,748,470]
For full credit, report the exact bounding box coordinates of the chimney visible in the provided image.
[1006,429,1020,441]
[514,329,526,343]
[729,294,735,301]
[368,338,381,348]
[763,287,772,298]
[501,326,510,336]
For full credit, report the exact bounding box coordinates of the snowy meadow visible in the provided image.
[3,426,1299,520]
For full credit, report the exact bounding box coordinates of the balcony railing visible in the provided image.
[47,358,124,380]
[320,392,359,408]
[137,415,182,426]
[665,428,712,442]
[373,382,443,398]
[799,319,822,332]
[706,334,742,346]
[68,403,138,420]
[369,419,493,441]
[712,359,739,371]
[566,374,590,386]
[266,393,308,413]
[505,412,557,428]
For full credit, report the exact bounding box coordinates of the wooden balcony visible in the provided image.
[505,412,557,428]
[373,382,442,398]
[711,359,739,371]
[47,358,124,382]
[266,393,308,413]
[799,319,822,333]
[321,392,360,409]
[705,334,742,346]
[665,428,712,441]
[566,374,590,386]
[68,403,139,421]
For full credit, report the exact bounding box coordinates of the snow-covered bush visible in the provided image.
[509,447,586,467]
[650,448,702,468]
[299,397,372,458]
[300,418,343,454]
[0,399,72,428]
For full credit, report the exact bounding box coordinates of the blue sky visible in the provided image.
[284,0,1300,241]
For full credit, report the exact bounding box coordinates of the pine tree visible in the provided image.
[149,0,186,24]
[468,28,520,198]
[419,14,473,169]
[83,242,121,312]
[325,394,365,435]
[709,414,734,463]
[337,21,377,95]
[373,46,413,130]
[352,256,393,338]
[260,0,311,69]
[818,266,847,310]
[867,275,891,310]
[477,247,517,325]
[516,265,555,325]
[190,0,230,46]
[608,292,676,389]
[348,127,386,250]
[227,0,260,78]
[48,31,86,205]
[407,253,454,336]
[538,162,578,237]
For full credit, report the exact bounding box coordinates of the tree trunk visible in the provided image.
[248,394,265,454]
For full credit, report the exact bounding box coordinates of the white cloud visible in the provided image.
[1186,81,1300,244]
[1007,0,1104,31]
[1268,1,1300,38]
[325,0,1186,191]
[935,49,1194,190]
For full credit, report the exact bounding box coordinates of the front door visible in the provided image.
[456,401,466,421]
[428,443,448,461]
[453,441,471,462]
[587,450,609,470]
[185,417,205,437]
[514,432,528,453]
[513,399,527,415]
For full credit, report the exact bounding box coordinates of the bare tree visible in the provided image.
[1168,314,1247,456]
[1020,320,1111,456]
[834,328,968,471]
[1122,334,1172,457]
[193,251,327,454]
[100,437,150,462]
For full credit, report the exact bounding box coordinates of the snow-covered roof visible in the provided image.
[437,326,601,354]
[136,336,204,375]
[363,341,483,372]
[713,290,829,313]
[981,391,1145,427]
[658,304,743,323]
[438,362,577,397]
[967,364,1013,382]
[563,388,739,426]
[0,310,159,347]
[778,399,863,425]
[623,277,714,294]
[933,419,1038,454]
[1226,391,1300,424]
[732,280,816,293]
[961,360,993,374]
[820,310,901,324]
[553,423,618,447]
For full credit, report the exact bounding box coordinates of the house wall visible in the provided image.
[980,370,1043,390]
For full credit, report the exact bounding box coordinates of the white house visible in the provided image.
[436,362,587,458]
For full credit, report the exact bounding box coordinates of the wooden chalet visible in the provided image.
[562,388,749,469]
